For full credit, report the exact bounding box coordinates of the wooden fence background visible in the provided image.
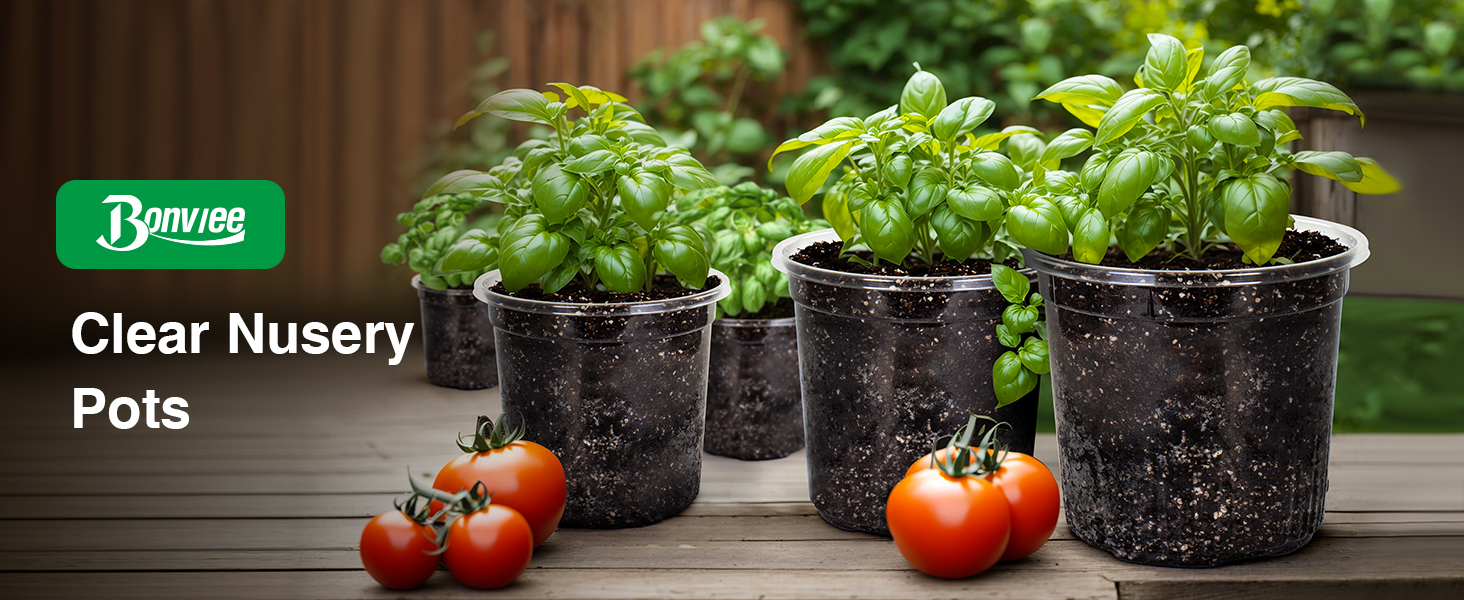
[3,0,823,343]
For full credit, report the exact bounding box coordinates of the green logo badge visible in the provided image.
[56,180,285,269]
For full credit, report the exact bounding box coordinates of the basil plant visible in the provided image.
[430,84,722,294]
[381,192,500,290]
[672,182,828,317]
[1028,33,1399,265]
[774,66,1059,267]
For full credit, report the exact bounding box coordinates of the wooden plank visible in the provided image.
[0,569,1117,600]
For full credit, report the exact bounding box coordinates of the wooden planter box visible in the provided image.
[1291,92,1464,300]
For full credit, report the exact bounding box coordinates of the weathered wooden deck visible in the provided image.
[1,351,1461,599]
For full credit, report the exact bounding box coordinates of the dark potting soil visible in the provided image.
[1060,229,1347,270]
[491,275,721,304]
[703,312,802,460]
[416,285,496,390]
[786,248,1039,535]
[488,280,717,529]
[789,241,1021,277]
[1039,230,1351,566]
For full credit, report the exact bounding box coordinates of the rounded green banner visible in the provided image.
[56,180,285,269]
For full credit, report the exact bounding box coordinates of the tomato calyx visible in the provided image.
[408,473,496,555]
[456,413,526,454]
[930,414,1012,479]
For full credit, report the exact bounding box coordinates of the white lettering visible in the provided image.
[386,323,414,366]
[226,207,245,233]
[74,388,106,428]
[231,313,263,353]
[332,322,360,354]
[109,396,140,429]
[301,322,329,354]
[72,313,108,354]
[157,322,187,354]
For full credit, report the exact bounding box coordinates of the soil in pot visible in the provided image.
[415,278,496,390]
[484,275,723,529]
[1033,224,1358,567]
[781,239,1040,536]
[704,298,803,461]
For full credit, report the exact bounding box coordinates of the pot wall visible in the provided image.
[704,317,803,461]
[1025,215,1370,567]
[414,276,496,390]
[475,271,728,529]
[774,230,1040,536]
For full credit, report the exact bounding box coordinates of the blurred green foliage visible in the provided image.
[413,30,514,196]
[629,17,787,185]
[1036,297,1464,432]
[1279,0,1464,92]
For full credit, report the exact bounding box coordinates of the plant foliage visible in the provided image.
[672,182,828,317]
[629,17,787,184]
[429,84,721,294]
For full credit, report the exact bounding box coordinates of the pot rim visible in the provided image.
[714,316,797,327]
[1021,215,1369,288]
[410,274,476,295]
[771,228,1033,291]
[473,268,731,316]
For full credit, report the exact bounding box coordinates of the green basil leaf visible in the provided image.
[1143,33,1188,92]
[756,221,795,242]
[1202,44,1250,99]
[1208,113,1261,147]
[993,351,1038,408]
[1039,129,1095,166]
[1052,195,1088,230]
[531,164,590,224]
[882,154,914,188]
[1071,207,1112,264]
[435,230,499,274]
[1290,151,1364,183]
[970,152,1021,191]
[1094,89,1167,145]
[500,230,571,291]
[1341,157,1401,195]
[1006,199,1069,255]
[654,230,710,288]
[930,205,986,262]
[1097,150,1162,218]
[857,198,916,264]
[461,89,553,126]
[1003,303,1039,335]
[568,135,612,157]
[931,97,996,141]
[617,170,673,230]
[662,152,719,190]
[594,243,647,293]
[905,168,949,218]
[561,149,618,174]
[798,116,867,143]
[990,264,1030,305]
[1186,125,1217,153]
[823,190,858,240]
[1251,77,1364,125]
[1080,157,1110,191]
[946,184,1005,221]
[540,257,580,294]
[1116,203,1170,262]
[1007,133,1047,170]
[996,323,1021,348]
[1018,338,1050,375]
[720,278,743,316]
[1034,74,1124,107]
[741,277,767,314]
[422,170,497,200]
[1222,173,1291,265]
[900,68,948,119]
[787,141,853,204]
[1045,170,1081,195]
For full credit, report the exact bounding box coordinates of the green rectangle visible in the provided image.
[56,180,285,269]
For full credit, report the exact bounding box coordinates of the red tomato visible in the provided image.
[886,469,1011,578]
[434,439,566,547]
[443,504,534,590]
[359,510,439,590]
[907,447,1060,561]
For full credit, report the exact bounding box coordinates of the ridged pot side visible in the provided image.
[774,230,1040,536]
[476,270,728,529]
[1027,215,1368,567]
[414,276,496,390]
[704,318,804,460]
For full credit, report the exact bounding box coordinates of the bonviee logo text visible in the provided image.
[98,194,248,251]
[57,180,284,269]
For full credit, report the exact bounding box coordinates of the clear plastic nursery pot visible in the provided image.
[1024,215,1370,567]
[414,276,497,390]
[474,269,729,529]
[773,229,1040,536]
[703,316,803,460]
